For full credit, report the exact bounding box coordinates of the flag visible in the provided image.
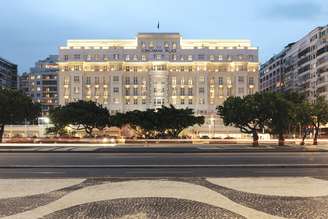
[157,21,160,30]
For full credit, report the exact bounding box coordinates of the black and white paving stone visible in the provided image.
[0,177,328,219]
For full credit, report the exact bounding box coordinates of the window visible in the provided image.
[180,87,185,96]
[113,76,119,82]
[198,54,205,60]
[133,55,138,61]
[199,98,205,104]
[142,98,146,104]
[188,55,193,61]
[113,54,120,60]
[133,87,138,96]
[95,77,99,84]
[113,87,119,93]
[188,87,193,96]
[86,77,91,85]
[199,76,205,83]
[172,42,177,49]
[172,77,176,85]
[64,55,69,61]
[74,54,80,60]
[125,77,130,84]
[74,76,79,82]
[180,98,185,105]
[188,99,193,105]
[141,55,146,61]
[210,55,214,61]
[218,55,223,61]
[238,87,244,94]
[188,79,193,85]
[133,76,138,84]
[238,76,244,83]
[249,77,254,85]
[199,87,205,93]
[125,87,130,96]
[218,77,224,85]
[125,55,130,61]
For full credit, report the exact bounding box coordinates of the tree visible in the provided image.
[265,93,294,146]
[311,97,328,145]
[110,105,204,139]
[156,105,204,138]
[217,93,270,146]
[294,101,312,145]
[0,88,41,142]
[49,100,110,137]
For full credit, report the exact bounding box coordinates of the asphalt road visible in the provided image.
[1,152,328,178]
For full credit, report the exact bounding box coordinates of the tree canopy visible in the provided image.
[111,105,204,138]
[48,100,110,137]
[0,88,41,142]
[217,93,271,146]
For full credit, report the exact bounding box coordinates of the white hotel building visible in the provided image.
[58,33,259,137]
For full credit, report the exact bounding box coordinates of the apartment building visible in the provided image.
[19,55,59,115]
[260,25,328,102]
[0,57,17,89]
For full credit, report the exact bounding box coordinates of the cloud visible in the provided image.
[265,1,325,20]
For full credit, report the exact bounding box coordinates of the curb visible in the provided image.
[0,148,327,153]
[1,164,328,168]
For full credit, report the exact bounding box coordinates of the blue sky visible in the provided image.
[0,0,327,73]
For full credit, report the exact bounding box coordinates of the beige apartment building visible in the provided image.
[260,25,328,103]
[58,33,259,137]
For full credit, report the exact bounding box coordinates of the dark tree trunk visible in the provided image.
[252,130,259,147]
[313,125,319,145]
[0,124,4,143]
[300,127,307,145]
[278,132,285,146]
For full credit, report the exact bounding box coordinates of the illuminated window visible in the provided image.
[172,42,177,49]
[172,77,176,85]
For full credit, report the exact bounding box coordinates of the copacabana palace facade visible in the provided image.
[58,33,259,137]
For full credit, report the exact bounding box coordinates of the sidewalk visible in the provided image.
[1,143,328,153]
